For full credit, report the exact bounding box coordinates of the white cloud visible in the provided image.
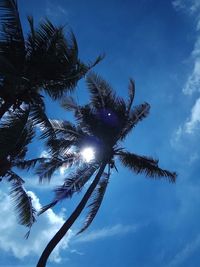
[183,59,200,95]
[75,224,140,243]
[185,97,200,133]
[171,0,200,138]
[0,190,73,263]
[171,97,200,139]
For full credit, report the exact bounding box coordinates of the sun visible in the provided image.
[80,147,95,163]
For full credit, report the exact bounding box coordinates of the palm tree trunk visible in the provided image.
[36,161,107,267]
[0,101,12,120]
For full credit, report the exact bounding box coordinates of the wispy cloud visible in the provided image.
[172,0,200,14]
[184,97,200,133]
[166,234,200,267]
[70,249,85,256]
[45,0,68,19]
[171,0,200,141]
[0,190,72,263]
[75,223,140,243]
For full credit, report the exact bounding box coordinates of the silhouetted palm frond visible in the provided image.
[36,153,78,182]
[30,104,56,140]
[119,151,177,182]
[37,200,58,216]
[38,165,98,215]
[49,120,82,138]
[0,0,25,71]
[120,102,150,140]
[55,164,98,199]
[61,96,79,111]
[86,72,115,109]
[9,171,36,233]
[46,138,74,157]
[77,173,109,234]
[14,157,48,170]
[0,108,30,158]
[127,79,135,113]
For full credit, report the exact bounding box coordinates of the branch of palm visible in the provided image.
[0,0,102,120]
[0,108,46,234]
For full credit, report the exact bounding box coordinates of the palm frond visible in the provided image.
[36,153,78,182]
[77,172,109,234]
[0,0,25,71]
[127,79,135,113]
[49,120,82,138]
[0,108,30,158]
[26,20,81,98]
[12,120,35,159]
[9,172,36,231]
[38,164,98,215]
[80,54,104,75]
[54,164,98,199]
[130,102,150,124]
[46,138,74,157]
[30,104,56,140]
[37,200,58,216]
[36,158,63,182]
[86,72,114,109]
[14,157,48,170]
[6,170,24,183]
[119,151,177,182]
[61,96,79,111]
[86,73,127,127]
[120,102,150,140]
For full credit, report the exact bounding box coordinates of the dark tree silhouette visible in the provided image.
[36,73,177,266]
[0,0,102,119]
[0,108,48,237]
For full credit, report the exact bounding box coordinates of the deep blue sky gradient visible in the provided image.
[1,1,200,267]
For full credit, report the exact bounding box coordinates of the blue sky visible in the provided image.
[1,0,200,266]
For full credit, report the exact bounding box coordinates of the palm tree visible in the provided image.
[0,108,48,237]
[35,73,177,267]
[0,0,102,119]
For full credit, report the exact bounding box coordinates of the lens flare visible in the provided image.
[80,147,95,163]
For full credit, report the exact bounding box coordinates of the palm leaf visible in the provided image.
[120,102,150,140]
[38,164,98,215]
[77,173,109,234]
[0,0,25,71]
[55,164,98,199]
[37,200,58,216]
[127,79,135,113]
[119,151,177,182]
[49,119,82,138]
[61,96,79,111]
[36,153,78,182]
[86,72,114,109]
[30,104,56,140]
[6,170,24,183]
[9,172,36,233]
[86,72,127,123]
[14,157,48,170]
[0,108,30,158]
[46,138,74,157]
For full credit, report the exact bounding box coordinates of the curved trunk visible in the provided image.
[0,101,12,120]
[36,162,107,267]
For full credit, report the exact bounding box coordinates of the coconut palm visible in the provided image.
[35,73,177,267]
[0,108,49,237]
[0,0,102,119]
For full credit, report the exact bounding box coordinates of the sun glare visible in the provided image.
[81,147,95,163]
